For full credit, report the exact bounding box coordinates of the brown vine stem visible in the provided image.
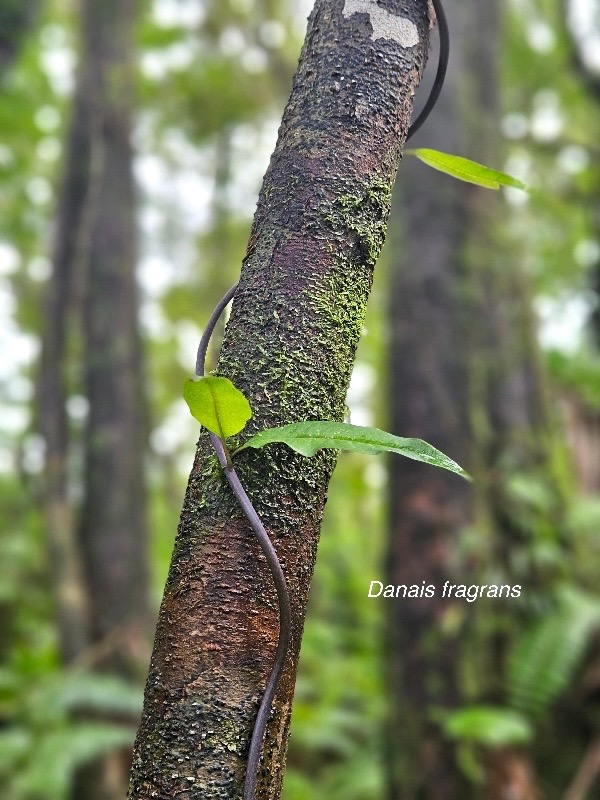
[195,284,291,800]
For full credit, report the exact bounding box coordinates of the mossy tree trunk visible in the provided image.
[128,1,434,798]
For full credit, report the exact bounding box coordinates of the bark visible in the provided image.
[39,9,96,664]
[128,1,432,798]
[485,748,540,800]
[385,0,489,795]
[40,0,148,702]
[559,0,600,497]
[385,0,546,797]
[79,0,150,669]
[0,0,38,73]
[563,735,600,800]
[65,0,149,797]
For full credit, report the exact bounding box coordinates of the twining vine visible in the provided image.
[185,0,526,797]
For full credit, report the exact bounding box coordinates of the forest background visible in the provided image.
[1,0,600,798]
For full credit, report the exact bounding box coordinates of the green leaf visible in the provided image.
[440,706,533,748]
[235,421,470,479]
[405,148,528,191]
[183,376,252,439]
[59,673,143,716]
[16,724,136,799]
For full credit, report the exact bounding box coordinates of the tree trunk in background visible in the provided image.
[385,0,547,797]
[558,11,600,798]
[384,1,474,794]
[39,0,149,797]
[561,0,600,497]
[79,0,149,673]
[128,1,432,797]
[0,0,38,73]
[39,12,95,665]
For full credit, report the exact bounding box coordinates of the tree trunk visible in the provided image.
[39,6,96,665]
[79,0,150,671]
[39,1,150,798]
[128,1,433,797]
[385,1,488,794]
[385,0,546,797]
[486,748,539,800]
[0,0,38,72]
[73,1,149,797]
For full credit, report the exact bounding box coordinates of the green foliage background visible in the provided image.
[1,0,600,798]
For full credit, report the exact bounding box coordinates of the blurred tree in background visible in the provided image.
[1,0,600,799]
[385,0,565,795]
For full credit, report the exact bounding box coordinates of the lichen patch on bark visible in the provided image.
[342,0,419,47]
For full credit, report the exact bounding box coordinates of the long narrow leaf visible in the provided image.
[405,148,528,191]
[235,421,470,479]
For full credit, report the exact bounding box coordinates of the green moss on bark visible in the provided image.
[129,1,432,798]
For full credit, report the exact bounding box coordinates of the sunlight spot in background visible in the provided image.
[526,20,556,53]
[39,28,75,97]
[347,362,375,428]
[150,398,199,463]
[5,376,33,403]
[175,319,202,371]
[36,136,61,163]
[140,41,197,79]
[557,145,590,175]
[229,118,280,215]
[536,293,595,353]
[66,395,89,422]
[0,263,39,426]
[21,433,46,475]
[0,404,29,435]
[152,0,205,29]
[503,152,531,206]
[0,242,21,275]
[138,255,179,299]
[220,27,246,57]
[40,22,67,48]
[502,112,529,140]
[140,300,172,342]
[530,90,563,142]
[26,177,53,206]
[27,256,52,282]
[259,20,286,50]
[241,47,268,74]
[134,150,212,233]
[364,461,387,490]
[573,239,600,268]
[34,105,61,133]
[567,0,600,72]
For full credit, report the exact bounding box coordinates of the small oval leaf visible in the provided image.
[235,421,470,479]
[183,376,252,439]
[405,148,528,191]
